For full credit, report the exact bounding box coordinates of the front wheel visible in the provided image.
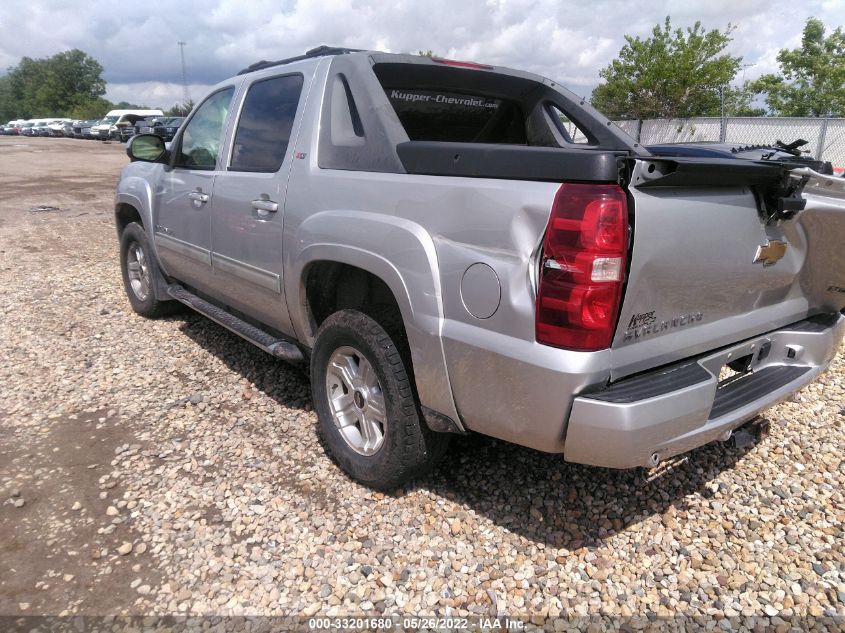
[119,222,179,318]
[310,309,449,490]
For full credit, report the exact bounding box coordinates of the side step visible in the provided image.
[167,284,303,362]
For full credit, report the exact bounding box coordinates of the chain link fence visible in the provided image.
[612,117,845,173]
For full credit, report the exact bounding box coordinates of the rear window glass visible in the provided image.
[385,88,526,144]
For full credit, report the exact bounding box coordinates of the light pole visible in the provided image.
[177,41,190,106]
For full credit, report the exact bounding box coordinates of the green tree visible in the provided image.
[165,99,194,117]
[68,97,114,120]
[750,18,845,117]
[113,100,149,109]
[4,49,106,118]
[0,75,15,121]
[591,17,745,119]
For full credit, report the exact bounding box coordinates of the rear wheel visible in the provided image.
[310,309,449,489]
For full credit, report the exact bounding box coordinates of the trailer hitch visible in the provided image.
[726,417,771,450]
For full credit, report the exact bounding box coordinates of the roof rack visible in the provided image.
[237,45,366,75]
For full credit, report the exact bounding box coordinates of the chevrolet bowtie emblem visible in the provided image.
[753,239,787,266]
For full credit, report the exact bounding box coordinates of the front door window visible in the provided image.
[175,87,235,169]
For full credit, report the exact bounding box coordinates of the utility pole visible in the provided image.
[177,41,190,105]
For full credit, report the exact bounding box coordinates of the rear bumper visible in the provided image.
[564,313,845,468]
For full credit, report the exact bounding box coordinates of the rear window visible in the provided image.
[230,73,304,173]
[384,88,526,144]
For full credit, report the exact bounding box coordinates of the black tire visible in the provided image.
[119,222,179,318]
[310,309,449,490]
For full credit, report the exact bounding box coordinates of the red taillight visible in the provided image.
[536,183,628,351]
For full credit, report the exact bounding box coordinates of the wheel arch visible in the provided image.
[115,195,170,301]
[293,242,461,428]
[115,202,143,236]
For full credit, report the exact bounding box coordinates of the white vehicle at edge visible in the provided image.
[91,109,164,140]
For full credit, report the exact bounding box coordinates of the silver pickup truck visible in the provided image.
[116,46,845,489]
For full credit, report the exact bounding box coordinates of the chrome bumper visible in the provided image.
[564,313,845,468]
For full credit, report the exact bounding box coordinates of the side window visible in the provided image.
[548,104,593,145]
[176,87,235,169]
[229,74,304,173]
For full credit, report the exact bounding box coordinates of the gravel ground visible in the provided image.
[1,137,844,629]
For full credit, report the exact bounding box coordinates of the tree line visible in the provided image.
[591,17,845,120]
[0,49,191,122]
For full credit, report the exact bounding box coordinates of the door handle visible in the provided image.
[188,189,209,203]
[251,198,278,213]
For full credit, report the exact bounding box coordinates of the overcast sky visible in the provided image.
[1,0,843,109]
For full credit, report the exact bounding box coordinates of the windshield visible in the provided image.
[100,116,119,124]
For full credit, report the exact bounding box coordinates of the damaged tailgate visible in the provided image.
[611,159,845,380]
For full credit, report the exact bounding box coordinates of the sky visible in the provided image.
[0,0,843,110]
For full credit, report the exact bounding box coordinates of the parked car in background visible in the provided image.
[47,119,70,136]
[82,121,100,139]
[114,114,156,142]
[72,120,97,138]
[18,122,35,135]
[92,109,164,140]
[120,123,138,143]
[22,121,48,136]
[132,117,184,142]
[157,117,185,142]
[135,117,160,135]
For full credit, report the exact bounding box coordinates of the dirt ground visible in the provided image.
[0,137,148,615]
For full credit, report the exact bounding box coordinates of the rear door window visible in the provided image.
[384,88,526,144]
[229,74,304,173]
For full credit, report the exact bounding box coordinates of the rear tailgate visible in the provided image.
[612,160,845,379]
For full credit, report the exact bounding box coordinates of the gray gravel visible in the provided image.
[1,138,844,627]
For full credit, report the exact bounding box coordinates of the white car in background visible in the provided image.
[47,119,71,136]
[91,109,164,140]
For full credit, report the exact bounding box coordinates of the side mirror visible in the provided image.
[127,134,167,163]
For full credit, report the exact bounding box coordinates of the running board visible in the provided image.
[167,284,303,362]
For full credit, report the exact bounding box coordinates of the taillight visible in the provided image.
[536,183,628,351]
